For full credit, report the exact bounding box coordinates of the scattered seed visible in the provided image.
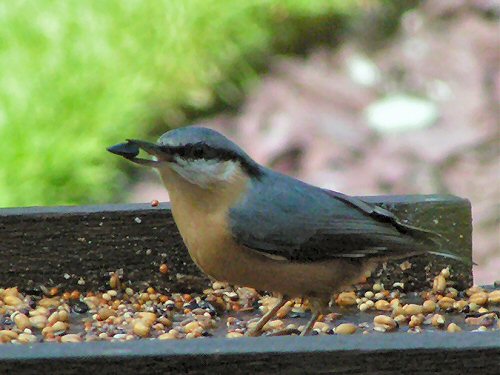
[422,300,436,314]
[13,313,31,331]
[400,261,412,271]
[158,332,177,340]
[364,291,374,299]
[312,321,329,333]
[468,303,480,312]
[226,331,244,338]
[17,333,37,344]
[61,334,82,343]
[469,292,488,306]
[466,287,484,296]
[431,314,446,329]
[133,320,150,337]
[374,315,397,331]
[335,323,357,335]
[438,297,455,310]
[184,321,200,333]
[440,268,450,279]
[403,304,423,316]
[375,300,391,311]
[359,303,370,312]
[0,330,19,341]
[97,308,116,321]
[447,323,462,333]
[488,290,500,304]
[137,312,157,326]
[409,314,424,328]
[29,315,48,329]
[433,275,446,293]
[4,295,23,306]
[336,292,357,306]
[374,292,385,300]
[453,300,468,311]
[465,313,497,327]
[52,321,68,333]
[372,283,383,292]
[473,325,489,332]
[394,315,407,325]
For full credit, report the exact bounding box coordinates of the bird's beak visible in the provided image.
[107,139,172,167]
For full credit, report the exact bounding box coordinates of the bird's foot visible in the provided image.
[245,297,288,337]
[300,311,320,336]
[245,326,263,337]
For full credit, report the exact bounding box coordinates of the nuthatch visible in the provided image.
[108,126,466,336]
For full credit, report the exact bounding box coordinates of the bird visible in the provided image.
[108,125,467,336]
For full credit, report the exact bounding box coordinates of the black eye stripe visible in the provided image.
[160,143,262,179]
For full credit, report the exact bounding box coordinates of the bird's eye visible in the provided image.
[192,146,204,159]
[203,145,218,159]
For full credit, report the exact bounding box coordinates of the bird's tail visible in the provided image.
[394,220,473,266]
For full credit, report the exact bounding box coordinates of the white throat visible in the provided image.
[169,157,241,188]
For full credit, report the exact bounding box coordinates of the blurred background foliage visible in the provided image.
[0,0,368,207]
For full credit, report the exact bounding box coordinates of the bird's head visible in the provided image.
[107,126,262,190]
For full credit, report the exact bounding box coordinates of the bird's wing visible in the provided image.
[229,171,448,263]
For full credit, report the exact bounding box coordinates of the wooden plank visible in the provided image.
[0,332,498,374]
[0,194,472,293]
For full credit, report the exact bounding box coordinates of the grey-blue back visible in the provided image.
[229,168,431,263]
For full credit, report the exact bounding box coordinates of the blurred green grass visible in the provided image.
[0,0,358,207]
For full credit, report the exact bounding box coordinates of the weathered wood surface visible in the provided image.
[0,194,472,293]
[0,332,498,375]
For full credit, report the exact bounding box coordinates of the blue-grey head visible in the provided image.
[107,126,262,188]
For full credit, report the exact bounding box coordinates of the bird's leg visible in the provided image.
[246,296,287,337]
[300,310,320,336]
